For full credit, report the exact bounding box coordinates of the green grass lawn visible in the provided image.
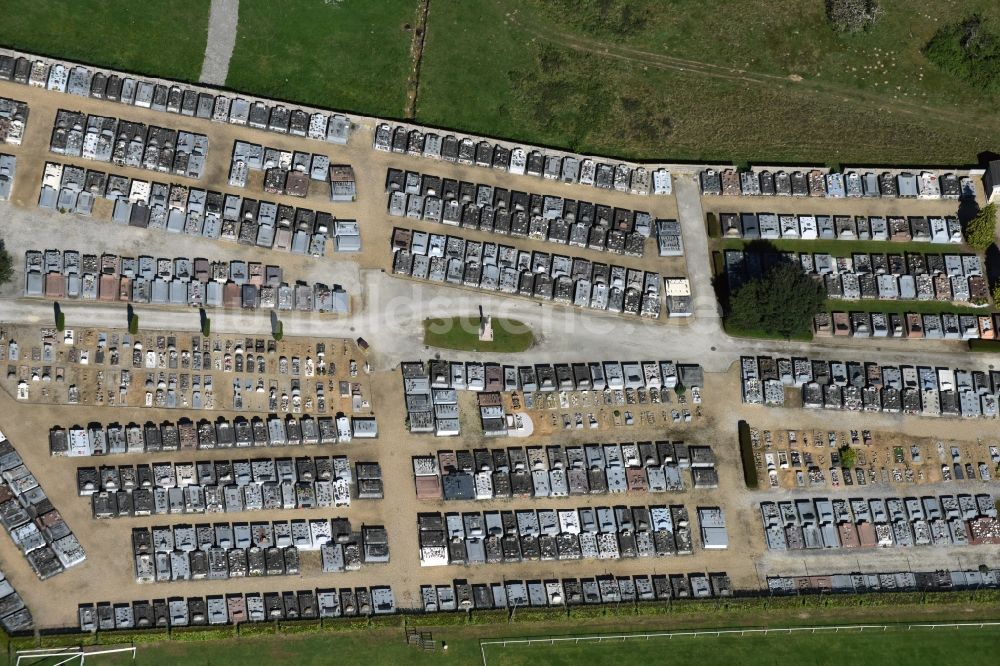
[423,316,534,352]
[0,0,209,81]
[482,626,1000,666]
[226,0,418,118]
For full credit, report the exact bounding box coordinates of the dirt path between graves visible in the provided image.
[405,0,431,120]
[199,0,240,86]
[502,4,1000,135]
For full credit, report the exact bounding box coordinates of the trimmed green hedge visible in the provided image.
[737,420,759,489]
[278,619,322,634]
[170,626,235,641]
[39,632,93,648]
[405,611,467,627]
[236,622,277,637]
[468,609,511,625]
[367,615,404,629]
[319,617,370,632]
[511,607,568,623]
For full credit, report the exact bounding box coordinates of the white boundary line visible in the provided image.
[479,622,1000,666]
[16,646,136,666]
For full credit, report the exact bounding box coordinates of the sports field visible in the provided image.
[480,626,1000,665]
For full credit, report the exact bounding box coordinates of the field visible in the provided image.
[423,316,535,352]
[0,0,209,81]
[480,626,1000,666]
[12,622,1000,666]
[1,1,998,163]
[416,0,1000,164]
[225,0,418,118]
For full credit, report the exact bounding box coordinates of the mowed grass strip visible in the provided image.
[0,0,209,81]
[424,316,534,352]
[226,0,418,118]
[482,626,1000,666]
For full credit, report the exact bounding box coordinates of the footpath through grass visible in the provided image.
[423,317,534,353]
[0,0,209,81]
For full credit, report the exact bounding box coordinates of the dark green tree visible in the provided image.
[727,262,825,339]
[965,203,997,250]
[0,240,12,286]
[839,446,857,469]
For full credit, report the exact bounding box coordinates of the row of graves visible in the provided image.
[0,430,86,579]
[416,504,705,567]
[51,109,208,178]
[0,152,13,200]
[77,456,382,519]
[130,519,389,583]
[374,123,672,195]
[761,493,1000,551]
[39,161,360,254]
[385,169,672,258]
[411,441,718,501]
[742,355,1000,419]
[767,567,1000,596]
[230,140,356,201]
[0,568,31,633]
[724,249,988,305]
[420,572,733,612]
[703,168,972,199]
[401,359,702,437]
[24,248,348,313]
[79,586,396,631]
[0,50,352,142]
[0,95,27,145]
[50,414,375,457]
[814,311,994,340]
[390,226,663,317]
[721,212,964,244]
[6,327,367,412]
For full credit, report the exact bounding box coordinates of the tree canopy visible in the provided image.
[0,240,12,286]
[726,261,826,339]
[965,202,997,250]
[839,446,857,469]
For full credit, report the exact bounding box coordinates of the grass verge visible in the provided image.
[423,317,534,352]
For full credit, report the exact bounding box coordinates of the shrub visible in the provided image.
[924,16,1000,94]
[826,0,883,34]
[965,203,997,250]
[272,320,283,342]
[839,445,857,469]
[128,314,139,335]
[201,317,211,337]
[55,310,65,332]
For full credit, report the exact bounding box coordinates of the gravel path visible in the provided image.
[199,0,240,86]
